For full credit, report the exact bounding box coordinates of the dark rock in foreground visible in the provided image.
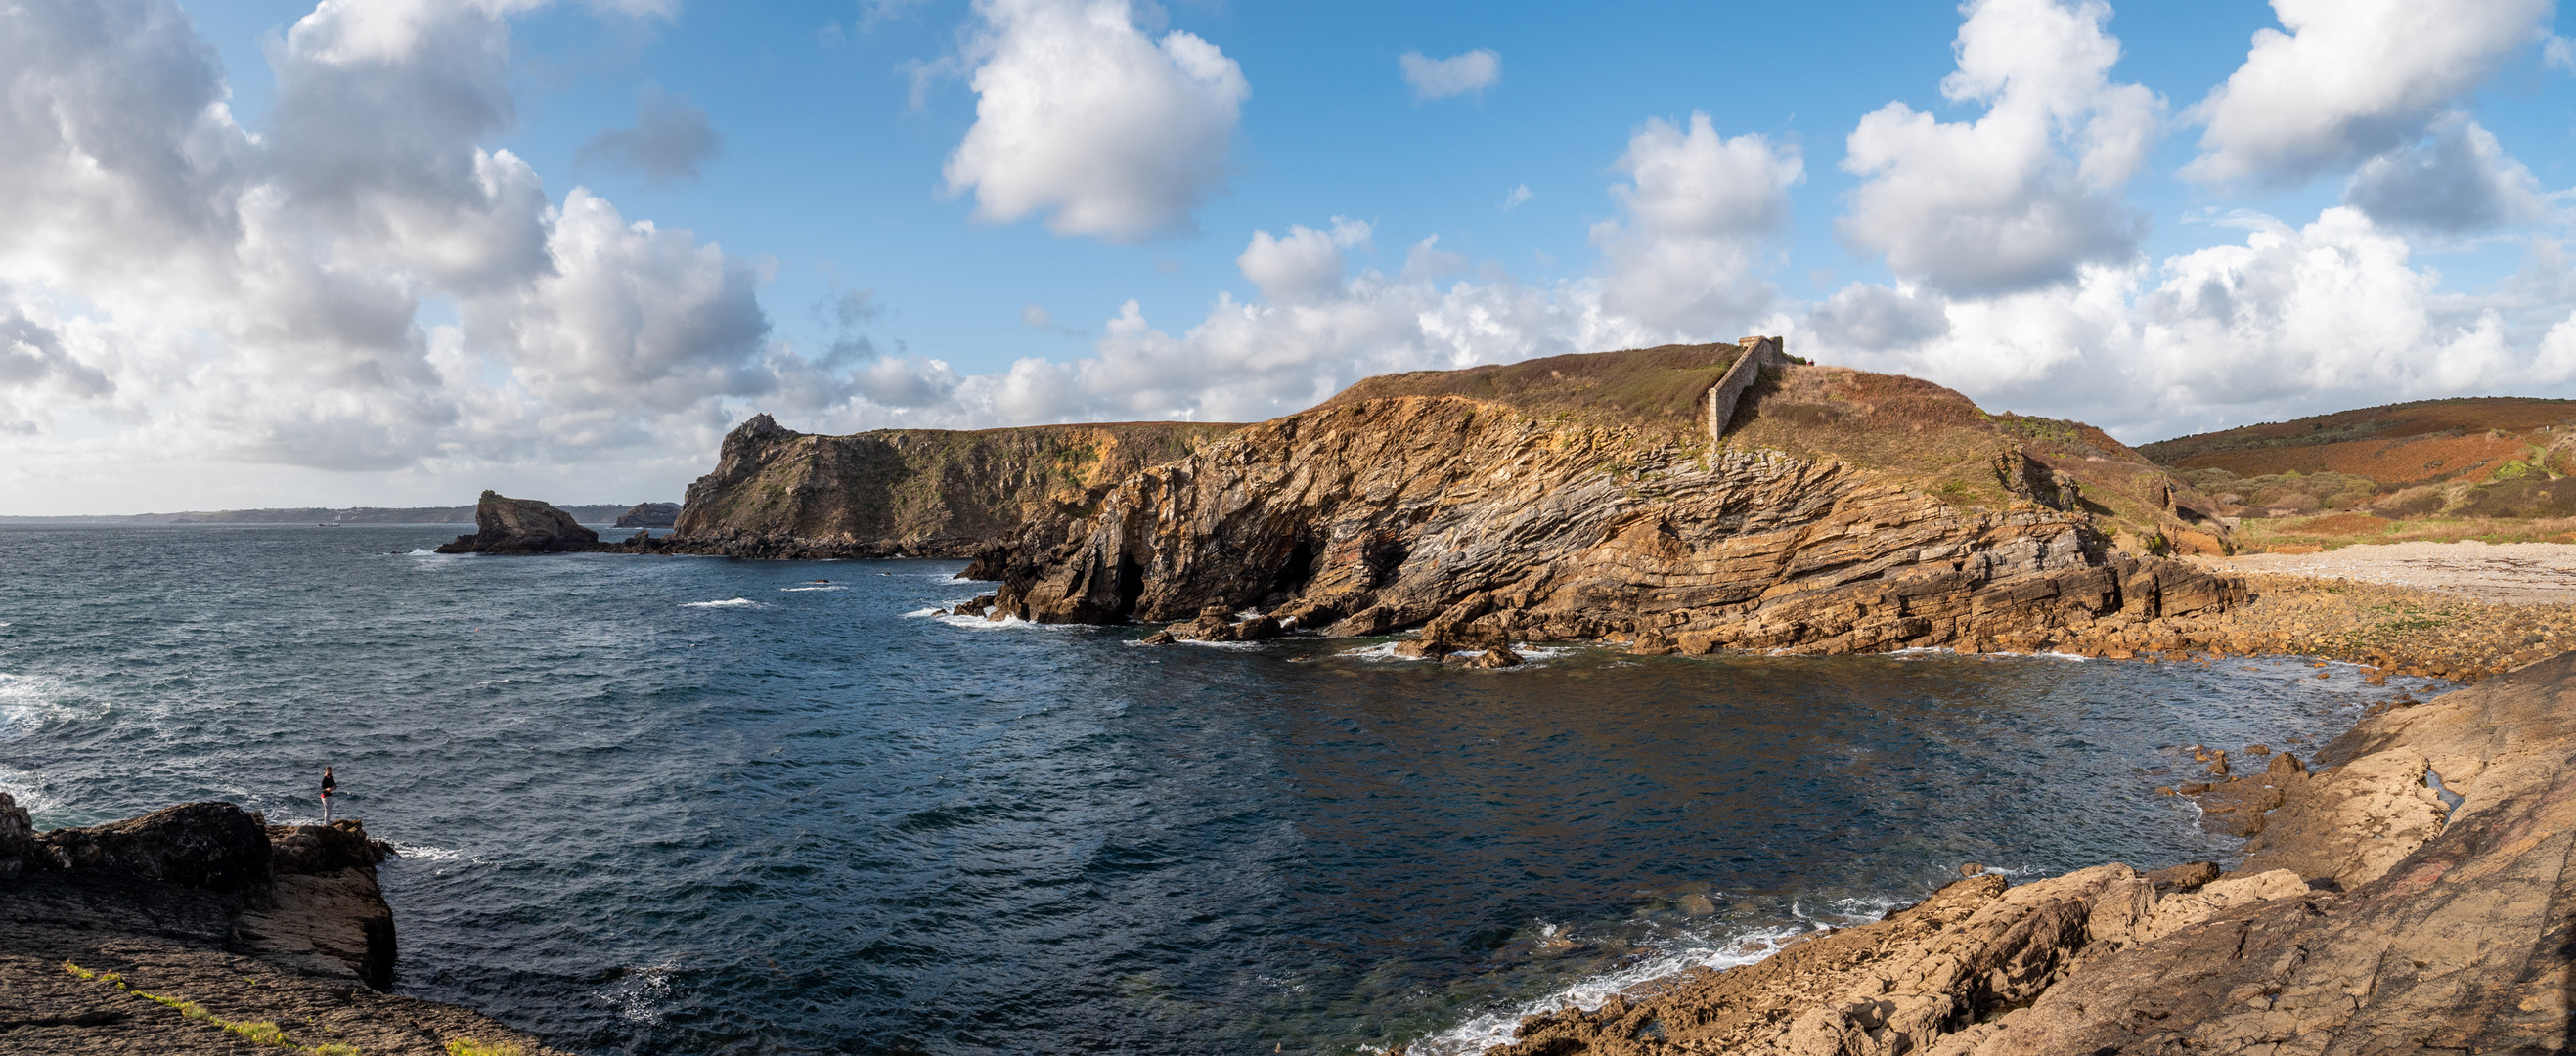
[614,502,680,528]
[0,793,564,1054]
[435,490,600,554]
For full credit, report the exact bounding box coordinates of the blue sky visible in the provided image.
[2,0,2572,511]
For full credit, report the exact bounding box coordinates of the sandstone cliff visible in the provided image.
[623,413,1238,559]
[1469,649,2576,1056]
[434,490,601,554]
[0,795,565,1055]
[985,344,2239,654]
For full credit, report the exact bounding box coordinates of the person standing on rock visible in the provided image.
[321,766,337,824]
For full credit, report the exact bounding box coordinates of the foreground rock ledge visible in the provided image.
[1452,650,2576,1056]
[0,797,562,1055]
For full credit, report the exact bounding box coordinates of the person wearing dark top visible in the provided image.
[321,766,337,824]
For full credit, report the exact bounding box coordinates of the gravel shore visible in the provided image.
[2189,540,2576,605]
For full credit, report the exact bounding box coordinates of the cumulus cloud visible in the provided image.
[1592,112,1802,334]
[1839,0,2160,296]
[0,0,822,502]
[578,89,724,184]
[1500,184,1533,211]
[942,0,1249,242]
[1237,217,1372,304]
[1806,284,1950,353]
[2185,0,2553,188]
[1399,48,1499,101]
[2342,113,2552,236]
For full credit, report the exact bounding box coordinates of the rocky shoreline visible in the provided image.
[0,796,561,1055]
[1457,646,2576,1056]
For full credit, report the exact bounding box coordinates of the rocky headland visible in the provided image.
[977,340,2244,658]
[609,412,1237,560]
[434,490,601,554]
[1458,647,2576,1056]
[0,795,561,1054]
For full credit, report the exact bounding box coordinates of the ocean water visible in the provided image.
[0,525,2445,1055]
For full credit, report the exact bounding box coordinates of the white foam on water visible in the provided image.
[778,585,847,593]
[932,612,1077,632]
[679,597,757,609]
[1406,924,1821,1055]
[1337,641,1421,662]
[1177,638,1263,650]
[0,671,73,743]
[900,607,946,618]
[1406,894,1907,1055]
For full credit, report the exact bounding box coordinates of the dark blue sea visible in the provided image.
[0,525,2444,1054]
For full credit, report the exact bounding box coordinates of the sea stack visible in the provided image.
[434,491,600,554]
[614,502,681,528]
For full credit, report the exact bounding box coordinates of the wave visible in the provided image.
[1407,895,1905,1055]
[680,598,757,609]
[779,585,847,593]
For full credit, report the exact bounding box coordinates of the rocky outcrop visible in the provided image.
[989,387,2242,653]
[1458,650,2576,1056]
[2,797,560,1054]
[434,490,600,554]
[614,501,680,528]
[617,413,1238,560]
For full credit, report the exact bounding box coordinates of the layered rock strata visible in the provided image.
[618,413,1237,560]
[1,795,562,1054]
[986,393,2242,652]
[1461,650,2576,1056]
[434,490,601,554]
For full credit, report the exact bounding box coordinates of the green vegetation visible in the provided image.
[446,1039,528,1056]
[61,960,364,1055]
[1322,342,1739,440]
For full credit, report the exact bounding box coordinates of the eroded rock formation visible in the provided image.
[1456,650,2576,1056]
[619,413,1238,560]
[434,490,600,554]
[985,383,2241,653]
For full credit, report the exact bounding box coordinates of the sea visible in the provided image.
[0,524,2448,1055]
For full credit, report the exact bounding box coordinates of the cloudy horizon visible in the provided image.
[3,0,2573,514]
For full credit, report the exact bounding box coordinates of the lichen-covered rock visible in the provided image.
[434,491,600,554]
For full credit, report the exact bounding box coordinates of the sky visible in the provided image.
[3,0,2575,513]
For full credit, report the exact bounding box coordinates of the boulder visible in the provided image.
[434,491,600,554]
[33,801,270,890]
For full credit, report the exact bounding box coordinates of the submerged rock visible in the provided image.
[434,491,600,554]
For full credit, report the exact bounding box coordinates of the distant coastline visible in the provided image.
[0,504,658,525]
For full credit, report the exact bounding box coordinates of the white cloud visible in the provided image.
[2185,0,2553,188]
[2549,34,2576,73]
[1399,48,1499,101]
[2342,112,2552,235]
[1500,184,1534,211]
[1592,112,1802,334]
[1798,205,2576,440]
[942,0,1249,242]
[0,0,819,504]
[1236,217,1371,304]
[1839,0,2161,296]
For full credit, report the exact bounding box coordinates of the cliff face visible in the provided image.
[988,357,2240,654]
[635,413,1238,559]
[1476,649,2576,1056]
